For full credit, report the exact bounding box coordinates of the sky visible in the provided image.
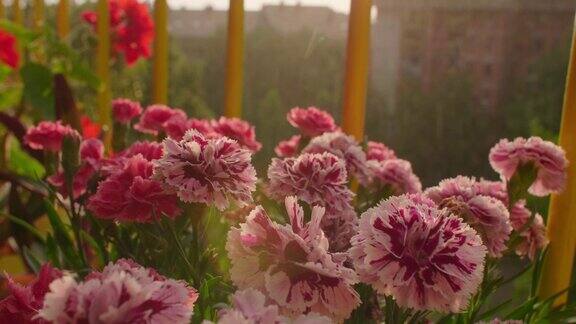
[168,0,351,13]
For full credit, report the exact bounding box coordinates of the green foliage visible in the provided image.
[8,139,45,178]
[20,63,55,119]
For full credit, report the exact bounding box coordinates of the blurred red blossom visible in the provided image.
[0,29,19,69]
[82,0,154,65]
[81,115,102,139]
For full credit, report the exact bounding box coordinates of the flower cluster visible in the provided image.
[82,0,154,65]
[5,101,570,323]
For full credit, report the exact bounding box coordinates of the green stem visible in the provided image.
[165,218,198,284]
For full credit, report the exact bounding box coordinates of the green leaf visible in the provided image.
[20,63,54,120]
[0,212,45,242]
[44,201,82,269]
[45,234,61,267]
[0,85,22,110]
[80,230,106,266]
[505,297,537,320]
[8,140,45,178]
[0,64,11,83]
[69,61,100,90]
[507,162,537,207]
[44,32,100,90]
[22,246,43,273]
[477,299,513,320]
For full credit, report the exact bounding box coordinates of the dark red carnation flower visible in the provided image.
[0,29,19,69]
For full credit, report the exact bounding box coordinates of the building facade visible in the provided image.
[372,0,576,112]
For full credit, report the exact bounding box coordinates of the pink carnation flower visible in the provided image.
[102,141,164,175]
[425,176,512,257]
[214,288,331,324]
[134,104,187,135]
[226,197,360,321]
[303,131,372,185]
[211,117,262,152]
[286,107,338,137]
[188,118,213,135]
[38,259,198,324]
[350,194,486,313]
[510,201,548,260]
[164,116,214,141]
[88,154,180,222]
[154,130,257,210]
[216,288,283,324]
[267,152,354,214]
[366,159,422,195]
[474,179,508,203]
[24,121,81,152]
[164,114,192,140]
[489,137,568,196]
[118,140,164,161]
[80,138,105,169]
[112,98,142,124]
[366,141,396,161]
[48,139,105,198]
[274,135,301,158]
[0,264,63,323]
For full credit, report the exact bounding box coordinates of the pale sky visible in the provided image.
[168,0,351,13]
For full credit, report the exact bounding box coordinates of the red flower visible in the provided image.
[112,98,142,124]
[0,264,63,323]
[274,135,301,157]
[82,0,154,66]
[88,154,180,222]
[25,121,80,152]
[81,115,102,139]
[211,117,262,152]
[0,29,19,69]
